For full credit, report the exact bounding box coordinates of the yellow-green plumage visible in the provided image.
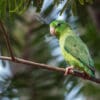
[50,20,95,77]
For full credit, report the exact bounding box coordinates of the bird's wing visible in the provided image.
[64,35,95,72]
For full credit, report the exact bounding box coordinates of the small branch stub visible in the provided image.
[0,20,15,61]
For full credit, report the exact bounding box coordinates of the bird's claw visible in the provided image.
[82,72,90,80]
[64,66,74,76]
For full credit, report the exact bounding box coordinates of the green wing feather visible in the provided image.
[64,35,95,72]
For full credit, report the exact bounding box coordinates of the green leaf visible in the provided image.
[33,0,44,12]
[71,0,77,16]
[85,0,94,4]
[79,0,85,5]
[0,0,31,20]
[53,0,60,5]
[41,4,54,17]
[60,0,71,15]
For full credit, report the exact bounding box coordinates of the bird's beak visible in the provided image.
[50,26,55,35]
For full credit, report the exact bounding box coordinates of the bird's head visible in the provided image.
[50,20,69,38]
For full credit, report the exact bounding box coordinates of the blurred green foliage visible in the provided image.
[0,0,100,100]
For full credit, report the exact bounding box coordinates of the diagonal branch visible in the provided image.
[0,20,15,61]
[0,56,100,84]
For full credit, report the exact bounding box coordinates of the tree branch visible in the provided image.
[0,56,100,84]
[0,20,15,61]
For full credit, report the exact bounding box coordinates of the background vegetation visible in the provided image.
[0,0,100,100]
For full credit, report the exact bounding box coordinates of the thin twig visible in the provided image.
[0,56,100,84]
[0,20,15,61]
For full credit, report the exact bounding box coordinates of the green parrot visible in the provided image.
[50,20,95,77]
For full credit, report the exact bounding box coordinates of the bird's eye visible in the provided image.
[57,23,61,27]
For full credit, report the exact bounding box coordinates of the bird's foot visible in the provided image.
[82,72,90,80]
[64,66,74,76]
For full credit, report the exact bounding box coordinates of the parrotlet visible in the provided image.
[50,20,95,78]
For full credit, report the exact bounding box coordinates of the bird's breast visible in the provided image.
[59,34,80,66]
